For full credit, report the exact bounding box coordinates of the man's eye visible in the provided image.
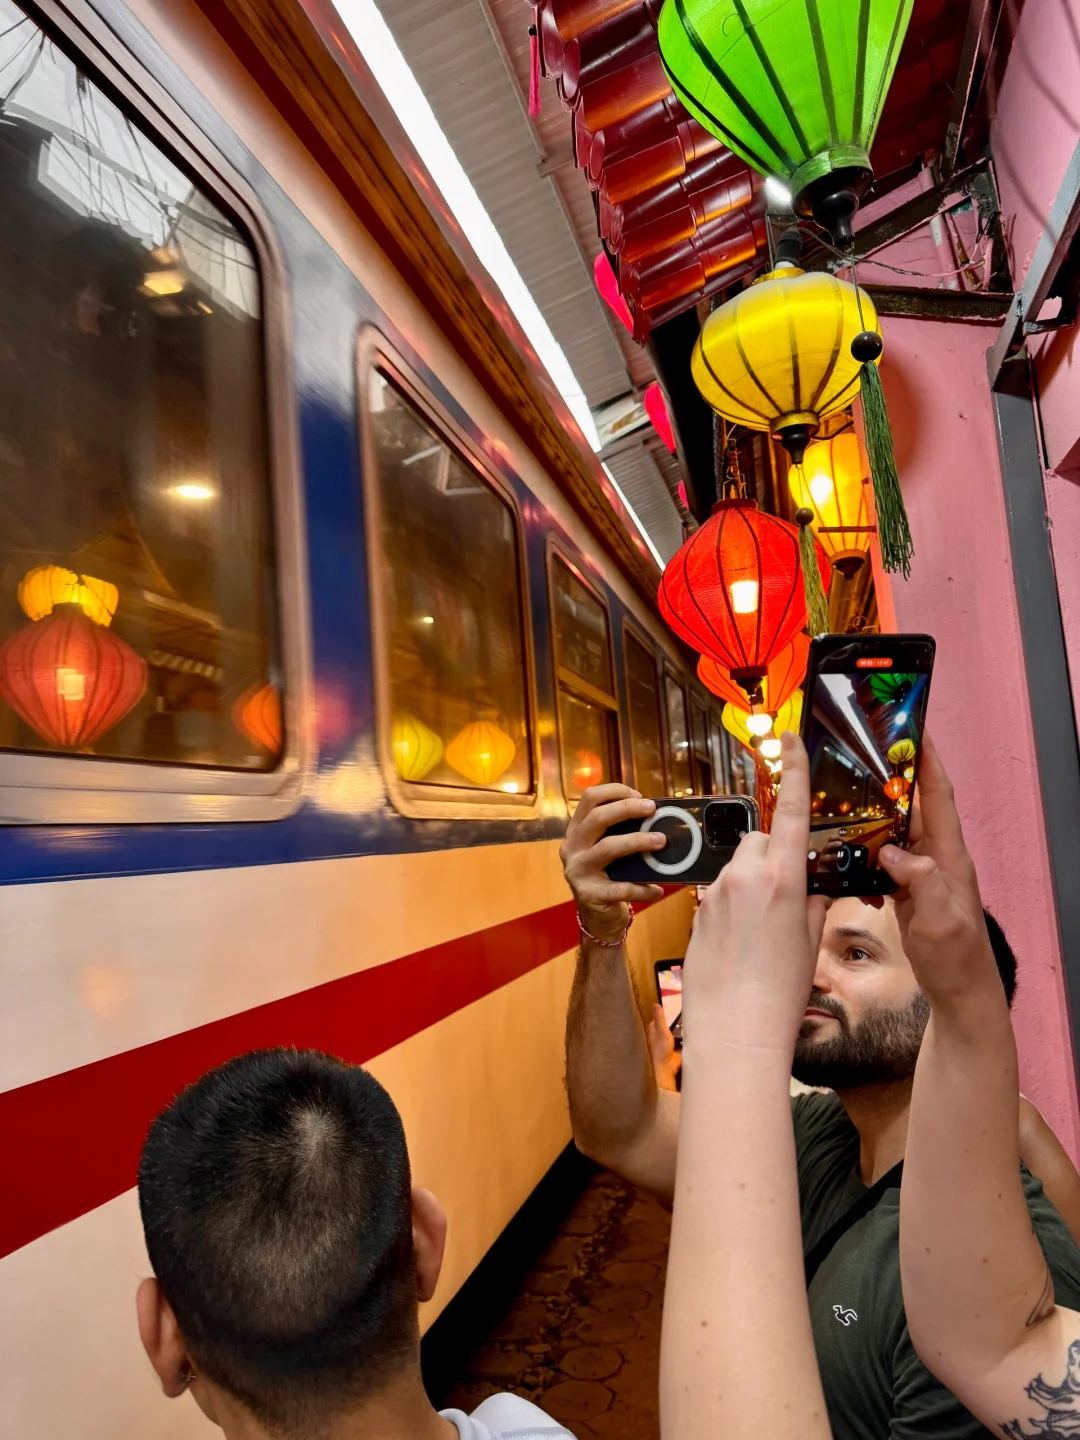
[848,947,871,962]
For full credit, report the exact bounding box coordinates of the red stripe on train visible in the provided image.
[0,895,659,1259]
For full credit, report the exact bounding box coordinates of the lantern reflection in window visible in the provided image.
[0,0,280,768]
[368,372,532,795]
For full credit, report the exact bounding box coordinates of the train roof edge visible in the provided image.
[187,0,664,607]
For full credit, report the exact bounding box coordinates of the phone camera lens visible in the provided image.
[704,801,746,849]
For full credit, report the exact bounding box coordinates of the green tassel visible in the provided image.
[795,506,830,637]
[859,360,914,579]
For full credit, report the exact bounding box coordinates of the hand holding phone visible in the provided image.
[799,633,935,896]
[604,796,760,887]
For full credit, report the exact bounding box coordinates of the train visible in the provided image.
[0,0,752,1433]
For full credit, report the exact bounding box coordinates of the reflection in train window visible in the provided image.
[624,630,665,796]
[551,555,617,802]
[0,0,280,770]
[690,697,713,794]
[369,372,532,795]
[708,712,730,795]
[665,674,692,797]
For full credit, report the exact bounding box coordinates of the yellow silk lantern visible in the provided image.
[18,565,118,627]
[788,432,872,578]
[391,713,443,782]
[887,738,916,766]
[692,266,880,464]
[721,690,803,749]
[446,719,516,787]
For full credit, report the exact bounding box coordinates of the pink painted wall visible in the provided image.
[876,316,1080,1157]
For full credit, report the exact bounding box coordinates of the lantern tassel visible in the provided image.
[753,751,777,833]
[795,504,829,638]
[858,358,913,580]
[528,25,542,118]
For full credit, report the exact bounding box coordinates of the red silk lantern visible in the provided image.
[644,382,676,454]
[594,251,634,334]
[697,632,809,712]
[0,605,146,749]
[659,499,829,695]
[233,681,283,755]
[884,775,909,802]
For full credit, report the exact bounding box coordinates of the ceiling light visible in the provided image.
[765,177,792,208]
[172,483,214,501]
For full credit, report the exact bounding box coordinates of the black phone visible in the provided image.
[604,795,760,886]
[799,633,935,896]
[654,961,683,1049]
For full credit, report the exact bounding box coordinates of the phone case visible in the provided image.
[605,796,759,886]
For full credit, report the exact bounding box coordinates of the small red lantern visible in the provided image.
[838,801,852,815]
[884,775,909,802]
[0,605,146,749]
[697,632,809,713]
[234,681,283,755]
[644,382,677,454]
[594,252,633,334]
[659,499,829,697]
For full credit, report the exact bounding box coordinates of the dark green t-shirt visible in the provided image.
[793,1092,1080,1440]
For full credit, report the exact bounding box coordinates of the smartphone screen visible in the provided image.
[655,963,682,1029]
[803,636,934,894]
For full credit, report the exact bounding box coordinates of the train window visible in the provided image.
[0,1,287,790]
[550,553,617,802]
[689,698,713,794]
[664,673,692,797]
[624,628,665,795]
[709,712,730,795]
[368,370,532,799]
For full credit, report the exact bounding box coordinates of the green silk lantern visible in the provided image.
[657,0,915,242]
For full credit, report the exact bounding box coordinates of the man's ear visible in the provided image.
[137,1277,195,1399]
[411,1188,448,1304]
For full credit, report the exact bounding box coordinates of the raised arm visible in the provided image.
[661,732,831,1440]
[561,785,679,1196]
[884,739,1080,1433]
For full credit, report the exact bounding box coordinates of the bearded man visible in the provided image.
[561,784,1080,1440]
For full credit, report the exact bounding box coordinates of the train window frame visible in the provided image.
[689,693,714,795]
[708,707,731,796]
[663,666,694,799]
[0,0,311,824]
[547,541,620,809]
[621,619,667,795]
[359,332,541,821]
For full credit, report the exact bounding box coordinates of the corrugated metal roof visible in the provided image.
[605,444,684,563]
[382,0,643,409]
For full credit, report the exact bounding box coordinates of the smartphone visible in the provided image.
[654,961,683,1048]
[800,633,935,896]
[605,795,760,886]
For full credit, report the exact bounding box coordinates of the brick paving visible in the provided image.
[442,1171,671,1439]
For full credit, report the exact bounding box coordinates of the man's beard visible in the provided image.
[792,990,931,1089]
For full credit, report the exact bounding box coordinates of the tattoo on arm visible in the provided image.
[1000,1337,1080,1440]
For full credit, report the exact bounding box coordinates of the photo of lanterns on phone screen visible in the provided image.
[805,667,931,880]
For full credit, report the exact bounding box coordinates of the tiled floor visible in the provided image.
[442,1171,670,1439]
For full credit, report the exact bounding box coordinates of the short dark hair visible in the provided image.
[138,1049,416,1436]
[984,907,1018,1007]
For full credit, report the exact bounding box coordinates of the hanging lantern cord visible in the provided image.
[847,248,914,579]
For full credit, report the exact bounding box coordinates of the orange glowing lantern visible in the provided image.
[233,682,282,755]
[391,713,443,782]
[838,801,852,814]
[787,432,872,578]
[0,605,146,748]
[446,719,516,787]
[572,748,605,792]
[18,564,118,627]
[697,632,809,713]
[884,775,909,802]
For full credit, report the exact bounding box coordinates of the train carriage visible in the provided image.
[0,0,738,1432]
